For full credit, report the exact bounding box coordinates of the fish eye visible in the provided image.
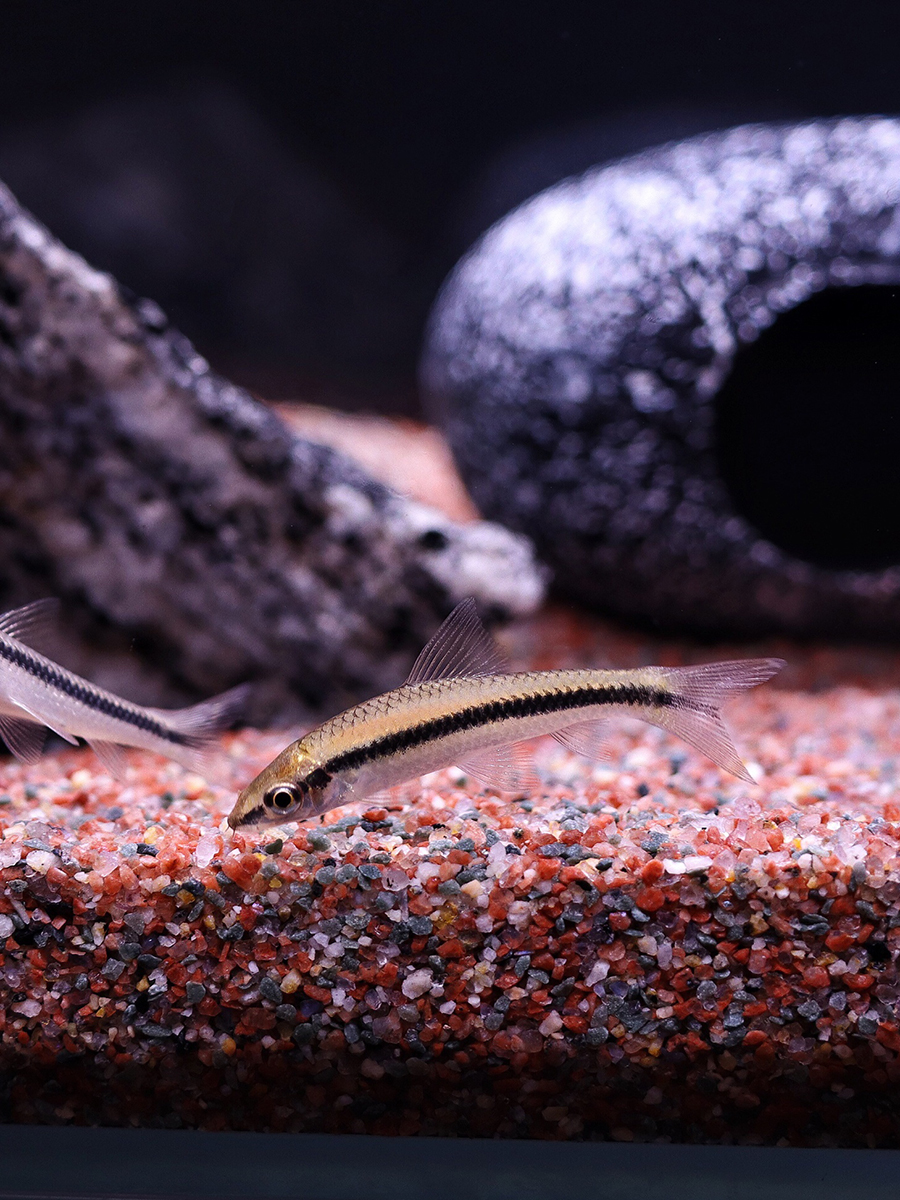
[264,784,303,812]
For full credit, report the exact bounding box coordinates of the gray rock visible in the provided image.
[423,118,900,637]
[0,179,544,719]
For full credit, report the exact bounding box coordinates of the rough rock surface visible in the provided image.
[275,404,480,525]
[0,180,544,718]
[423,117,900,638]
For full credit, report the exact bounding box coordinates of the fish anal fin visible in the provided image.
[405,598,509,685]
[457,741,538,795]
[0,714,46,764]
[0,598,61,650]
[87,739,130,782]
[552,719,611,761]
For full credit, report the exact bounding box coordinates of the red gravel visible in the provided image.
[2,613,900,1145]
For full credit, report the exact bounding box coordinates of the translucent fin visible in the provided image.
[552,719,611,761]
[0,598,60,649]
[405,598,508,685]
[653,658,785,783]
[88,739,129,781]
[0,714,46,764]
[661,658,785,707]
[9,700,79,745]
[653,706,754,783]
[356,789,393,807]
[457,741,539,794]
[148,683,251,742]
[148,683,251,780]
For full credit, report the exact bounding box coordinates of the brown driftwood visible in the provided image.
[0,180,545,719]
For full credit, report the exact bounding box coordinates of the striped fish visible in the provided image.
[0,599,247,779]
[228,599,782,828]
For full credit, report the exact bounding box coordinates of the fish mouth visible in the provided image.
[226,800,264,829]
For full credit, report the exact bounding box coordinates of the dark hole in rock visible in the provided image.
[716,285,900,571]
[418,529,448,551]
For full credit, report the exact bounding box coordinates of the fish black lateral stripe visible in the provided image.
[324,681,678,775]
[228,595,783,827]
[0,637,188,745]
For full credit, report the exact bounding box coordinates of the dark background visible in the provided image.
[0,1,898,412]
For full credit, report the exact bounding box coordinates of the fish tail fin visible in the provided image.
[151,683,252,780]
[651,658,784,783]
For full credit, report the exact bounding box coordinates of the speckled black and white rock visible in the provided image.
[0,179,544,720]
[423,118,900,637]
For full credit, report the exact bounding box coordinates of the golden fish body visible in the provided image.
[228,599,783,828]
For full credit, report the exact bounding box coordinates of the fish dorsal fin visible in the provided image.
[0,598,60,649]
[405,598,509,685]
[552,719,611,761]
[457,740,539,795]
[0,714,46,764]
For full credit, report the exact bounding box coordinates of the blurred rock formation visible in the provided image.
[424,117,900,638]
[0,179,544,719]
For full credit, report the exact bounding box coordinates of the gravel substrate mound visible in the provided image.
[2,635,900,1145]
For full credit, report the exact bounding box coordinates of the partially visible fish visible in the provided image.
[0,598,248,779]
[228,598,783,828]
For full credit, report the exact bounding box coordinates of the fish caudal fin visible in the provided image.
[652,658,784,783]
[149,683,252,779]
[164,683,252,738]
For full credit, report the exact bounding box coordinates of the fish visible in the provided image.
[0,598,248,779]
[228,597,783,828]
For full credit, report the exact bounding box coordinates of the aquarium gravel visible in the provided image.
[2,618,900,1146]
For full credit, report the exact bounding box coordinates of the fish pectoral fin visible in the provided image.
[6,699,79,745]
[0,598,61,650]
[0,714,46,764]
[325,786,394,813]
[355,789,393,806]
[87,739,130,782]
[551,719,611,761]
[457,740,539,795]
[405,597,509,685]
